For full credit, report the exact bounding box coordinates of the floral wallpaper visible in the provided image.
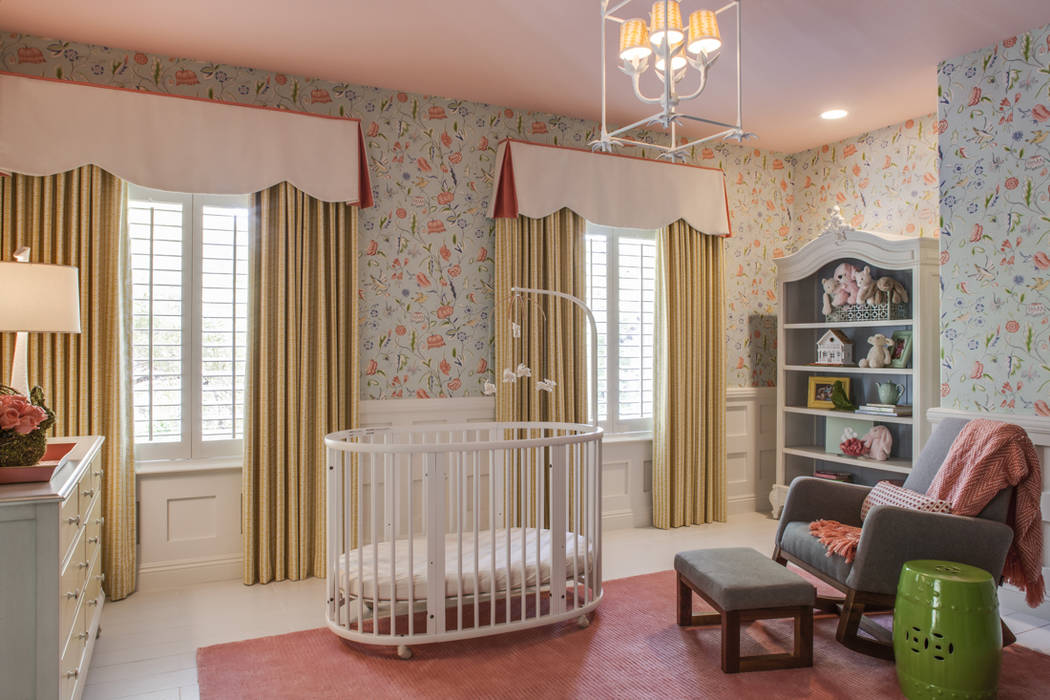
[0,30,799,393]
[0,31,941,398]
[938,23,1050,416]
[790,116,939,242]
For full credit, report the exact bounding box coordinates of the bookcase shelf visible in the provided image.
[783,406,915,425]
[770,224,940,516]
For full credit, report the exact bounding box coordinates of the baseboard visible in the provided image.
[602,508,638,530]
[727,495,756,515]
[137,554,242,591]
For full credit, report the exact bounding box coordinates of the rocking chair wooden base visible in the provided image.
[772,546,1016,661]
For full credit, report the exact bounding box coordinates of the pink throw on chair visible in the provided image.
[926,419,1045,607]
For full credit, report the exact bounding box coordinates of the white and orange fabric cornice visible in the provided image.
[488,139,731,235]
[0,72,373,206]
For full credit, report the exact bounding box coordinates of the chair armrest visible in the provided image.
[846,505,1014,596]
[775,476,872,544]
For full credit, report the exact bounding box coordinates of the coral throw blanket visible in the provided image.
[810,419,1045,606]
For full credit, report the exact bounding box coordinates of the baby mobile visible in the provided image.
[483,290,558,397]
[483,286,601,428]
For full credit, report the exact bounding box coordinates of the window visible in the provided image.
[585,222,657,434]
[129,185,250,461]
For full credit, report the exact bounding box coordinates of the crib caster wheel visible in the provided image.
[576,614,590,629]
[397,644,412,660]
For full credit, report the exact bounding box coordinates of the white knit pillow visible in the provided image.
[860,481,953,520]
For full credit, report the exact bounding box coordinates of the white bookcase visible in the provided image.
[769,219,939,516]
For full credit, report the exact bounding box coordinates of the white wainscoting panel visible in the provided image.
[135,390,775,587]
[726,387,778,515]
[928,407,1050,620]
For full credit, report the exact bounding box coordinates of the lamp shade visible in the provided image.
[0,262,81,332]
[649,1,684,47]
[655,48,689,72]
[619,18,653,61]
[687,9,721,54]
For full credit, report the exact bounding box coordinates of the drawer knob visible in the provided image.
[82,488,96,498]
[87,536,99,544]
[77,631,89,641]
[65,669,79,680]
[65,590,79,600]
[78,560,90,569]
[67,515,80,526]
[93,469,104,478]
[97,516,105,526]
[87,598,99,607]
[97,573,106,584]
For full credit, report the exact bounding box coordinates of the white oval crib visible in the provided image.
[324,421,603,656]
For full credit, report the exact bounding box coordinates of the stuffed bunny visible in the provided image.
[858,333,892,368]
[875,276,909,304]
[854,265,878,306]
[834,263,860,305]
[861,425,893,461]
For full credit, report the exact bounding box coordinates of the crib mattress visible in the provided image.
[337,527,594,603]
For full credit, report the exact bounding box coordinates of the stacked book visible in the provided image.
[855,403,912,417]
[814,470,854,482]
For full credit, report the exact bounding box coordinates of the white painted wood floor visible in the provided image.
[83,512,1050,700]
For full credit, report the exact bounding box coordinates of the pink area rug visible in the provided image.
[197,570,1050,699]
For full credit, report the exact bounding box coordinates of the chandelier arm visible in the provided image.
[630,71,667,105]
[675,62,711,102]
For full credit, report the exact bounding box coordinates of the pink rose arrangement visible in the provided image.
[0,394,48,435]
[0,386,57,467]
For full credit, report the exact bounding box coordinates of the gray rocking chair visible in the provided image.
[772,418,1018,659]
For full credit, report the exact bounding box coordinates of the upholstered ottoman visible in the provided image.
[675,547,815,673]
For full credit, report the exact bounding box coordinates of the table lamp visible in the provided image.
[0,247,82,396]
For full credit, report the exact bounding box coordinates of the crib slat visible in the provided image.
[550,443,567,616]
[425,451,446,635]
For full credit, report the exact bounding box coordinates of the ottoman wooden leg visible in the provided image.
[721,610,741,673]
[677,574,692,626]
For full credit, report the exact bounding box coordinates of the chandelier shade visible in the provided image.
[687,9,721,54]
[649,1,684,47]
[654,50,688,72]
[619,18,653,61]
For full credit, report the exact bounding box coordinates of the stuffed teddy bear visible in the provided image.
[875,276,909,305]
[821,277,848,315]
[854,265,878,306]
[861,425,893,461]
[858,333,892,368]
[834,263,860,305]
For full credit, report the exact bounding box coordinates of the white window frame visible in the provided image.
[129,184,249,463]
[585,222,657,436]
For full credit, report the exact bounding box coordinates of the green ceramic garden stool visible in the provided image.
[893,560,1001,700]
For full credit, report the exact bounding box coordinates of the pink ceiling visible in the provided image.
[2,0,1049,152]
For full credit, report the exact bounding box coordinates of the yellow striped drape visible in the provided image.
[0,167,137,600]
[494,211,587,527]
[242,183,358,584]
[652,220,726,527]
[494,210,587,425]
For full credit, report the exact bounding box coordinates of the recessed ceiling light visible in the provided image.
[820,109,848,120]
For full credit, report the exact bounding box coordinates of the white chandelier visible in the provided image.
[591,0,751,160]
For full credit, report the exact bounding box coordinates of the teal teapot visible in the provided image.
[875,382,904,405]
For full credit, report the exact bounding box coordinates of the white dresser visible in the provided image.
[0,436,106,700]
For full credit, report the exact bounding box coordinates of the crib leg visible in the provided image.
[576,614,590,629]
[397,644,413,660]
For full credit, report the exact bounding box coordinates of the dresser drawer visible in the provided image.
[59,489,81,562]
[59,532,87,650]
[83,551,104,617]
[83,492,102,563]
[58,608,86,700]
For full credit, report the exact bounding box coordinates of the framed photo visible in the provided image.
[807,376,851,409]
[890,330,913,369]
